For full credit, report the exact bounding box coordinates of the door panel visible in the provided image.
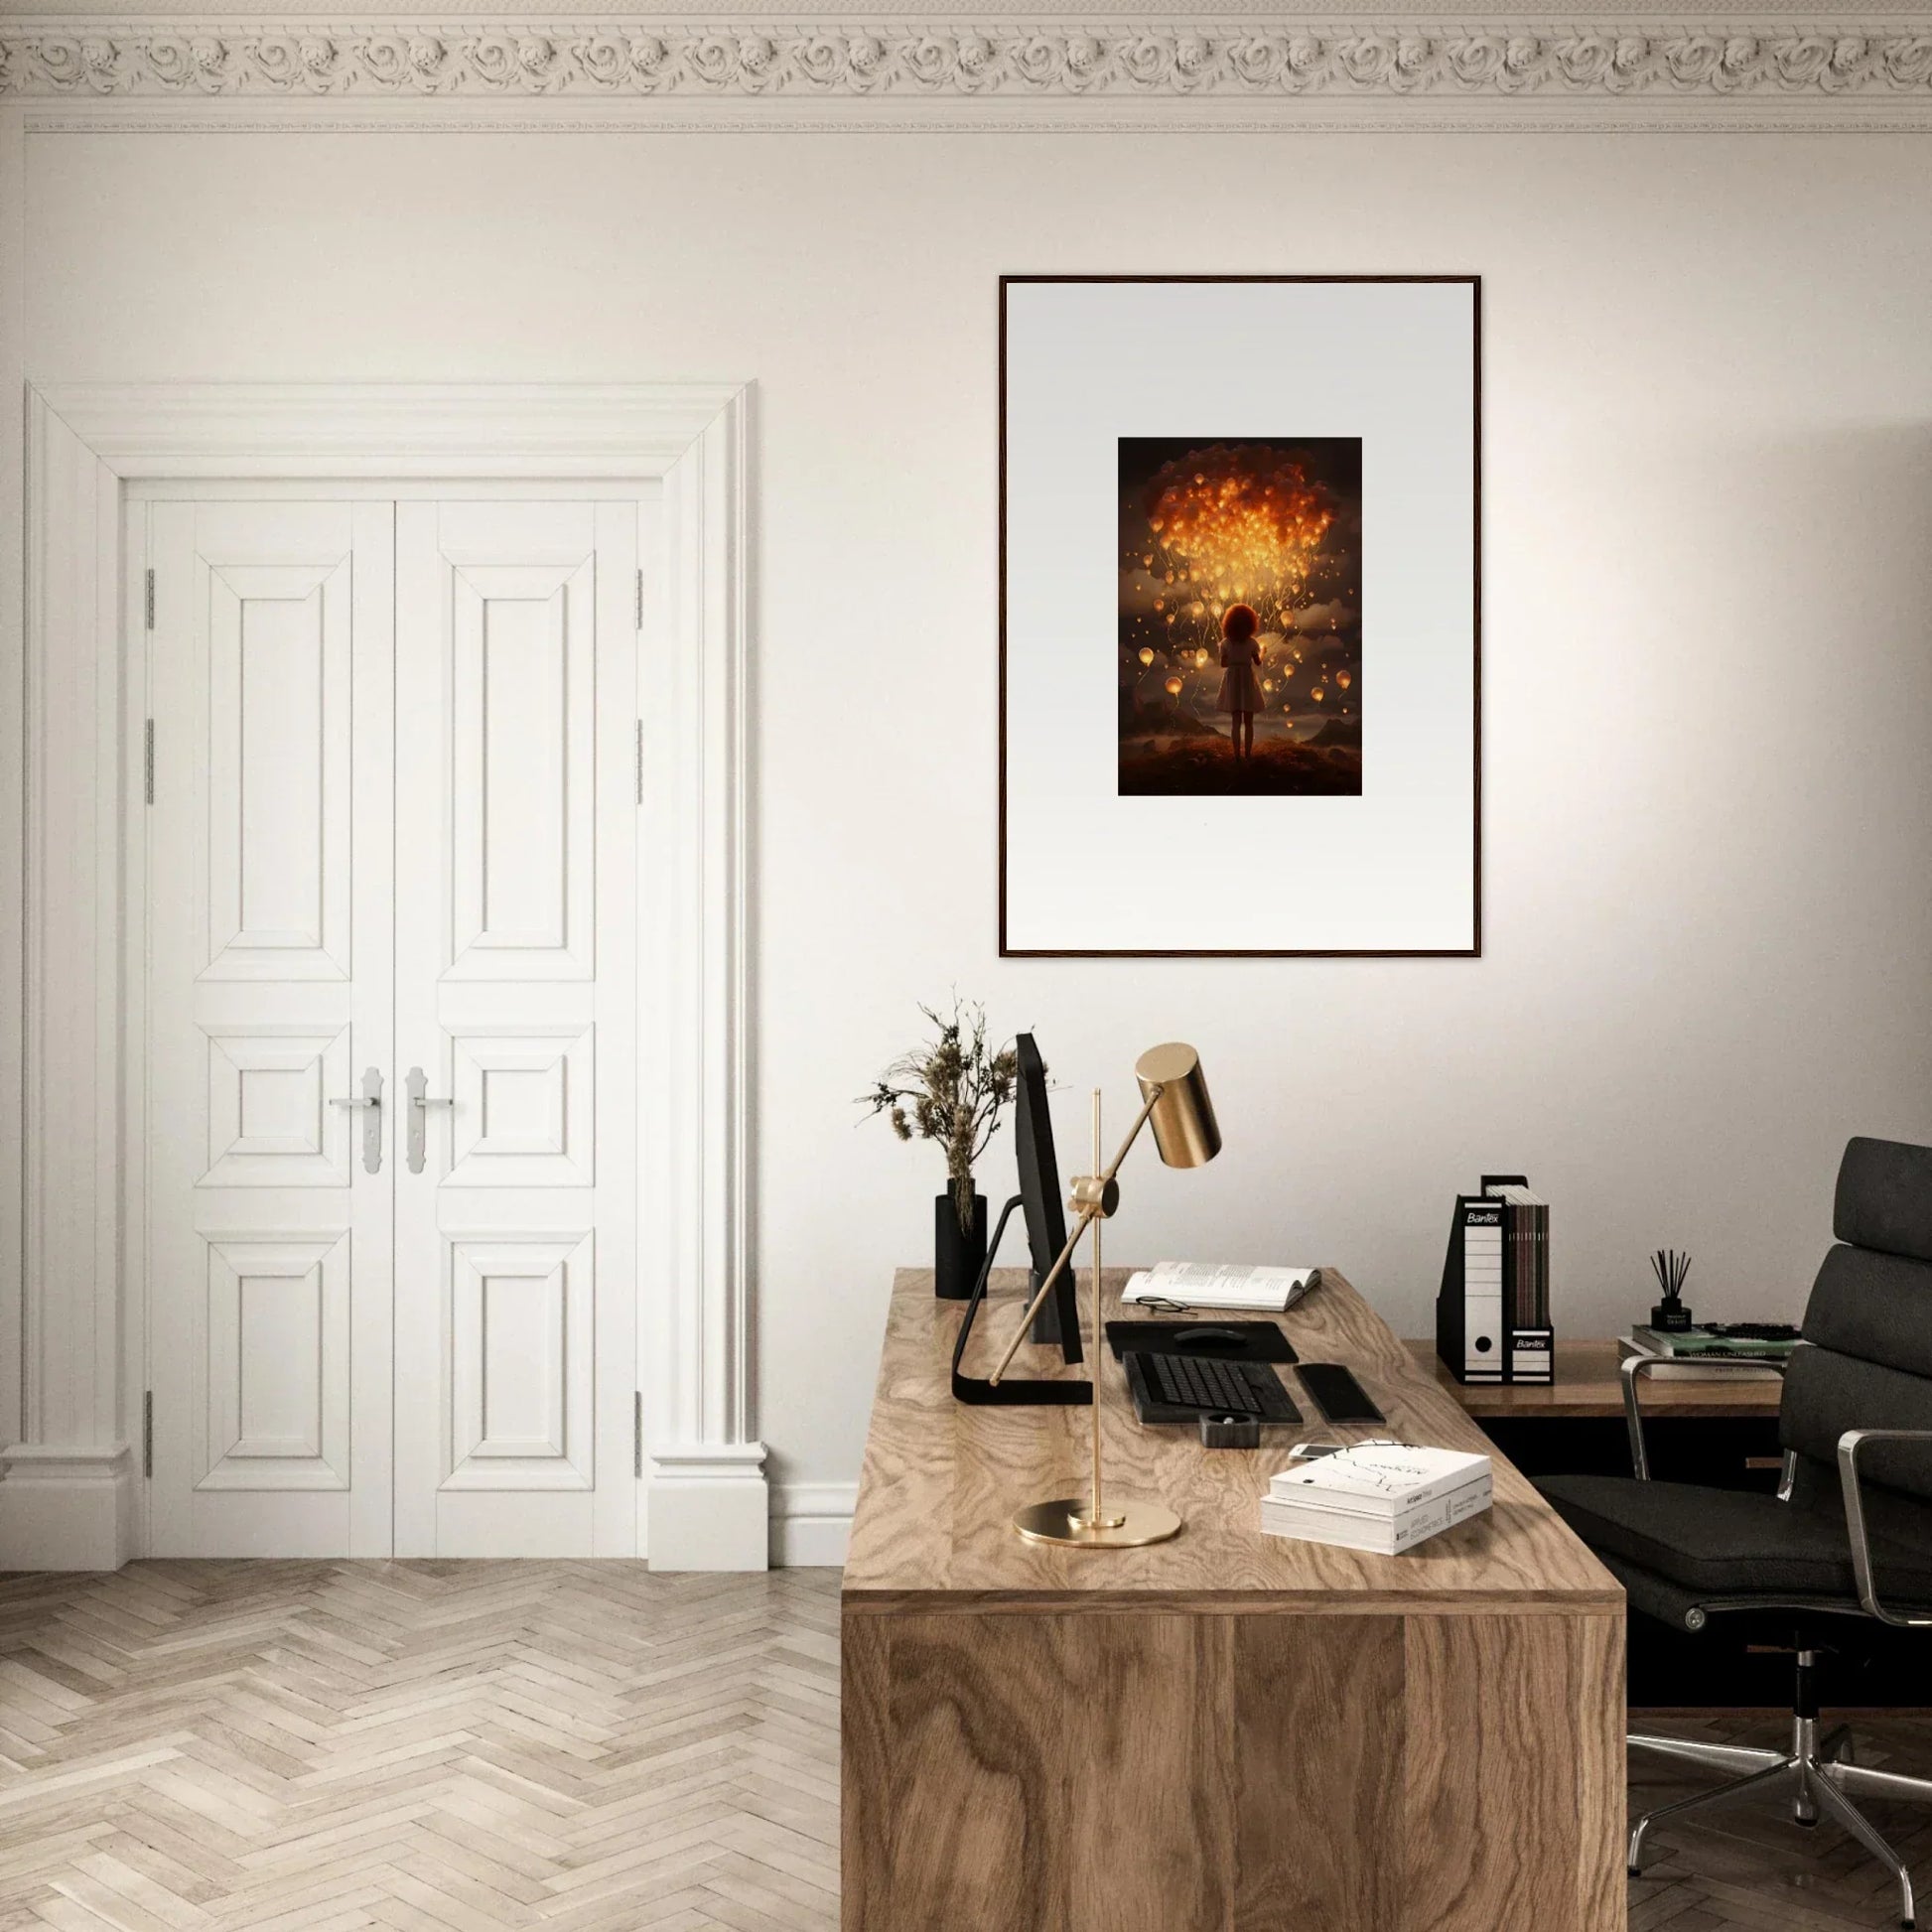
[393,501,637,1557]
[445,1026,595,1187]
[201,1024,353,1187]
[448,561,595,978]
[204,565,351,979]
[200,1232,349,1489]
[447,1231,594,1487]
[147,501,395,1557]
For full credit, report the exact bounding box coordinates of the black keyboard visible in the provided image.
[1129,1351,1302,1423]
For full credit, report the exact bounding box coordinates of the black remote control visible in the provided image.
[1298,1362,1385,1425]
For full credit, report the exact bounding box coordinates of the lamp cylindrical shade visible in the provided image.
[1134,1042,1221,1169]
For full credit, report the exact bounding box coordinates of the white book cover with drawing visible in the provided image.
[1268,1444,1491,1517]
[1260,1477,1492,1555]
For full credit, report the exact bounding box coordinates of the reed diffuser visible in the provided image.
[1649,1248,1694,1332]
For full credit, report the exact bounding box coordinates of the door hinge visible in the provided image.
[633,1392,643,1479]
[144,720,155,805]
[144,568,155,631]
[635,568,644,631]
[634,720,644,806]
[142,1391,153,1478]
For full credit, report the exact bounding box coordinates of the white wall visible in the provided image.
[18,127,1932,1530]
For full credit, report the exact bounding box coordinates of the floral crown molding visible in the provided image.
[6,16,1932,123]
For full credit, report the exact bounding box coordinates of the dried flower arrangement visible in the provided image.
[860,998,1020,1235]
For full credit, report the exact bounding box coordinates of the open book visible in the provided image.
[1121,1261,1318,1312]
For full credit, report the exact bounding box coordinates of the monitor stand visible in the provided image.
[1030,1271,1071,1347]
[951,1196,1092,1407]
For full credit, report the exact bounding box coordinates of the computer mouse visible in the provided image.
[1173,1326,1247,1350]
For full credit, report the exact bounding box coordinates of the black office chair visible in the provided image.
[1538,1136,1932,1929]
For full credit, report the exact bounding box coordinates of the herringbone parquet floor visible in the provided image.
[0,1563,840,1932]
[0,1562,1926,1931]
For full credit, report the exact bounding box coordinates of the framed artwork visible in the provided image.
[999,275,1480,957]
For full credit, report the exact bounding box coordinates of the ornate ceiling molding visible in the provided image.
[4,16,1931,119]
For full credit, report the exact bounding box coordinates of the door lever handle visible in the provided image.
[405,1065,454,1175]
[330,1066,384,1173]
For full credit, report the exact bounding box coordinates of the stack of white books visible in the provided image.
[1260,1444,1493,1556]
[1121,1261,1317,1312]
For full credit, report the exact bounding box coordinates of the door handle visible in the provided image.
[330,1066,384,1174]
[405,1066,455,1175]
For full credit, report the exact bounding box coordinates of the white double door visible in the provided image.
[143,493,640,1558]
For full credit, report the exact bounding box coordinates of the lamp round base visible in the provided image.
[1012,1497,1182,1548]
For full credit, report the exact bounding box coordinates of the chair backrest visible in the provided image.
[1780,1137,1932,1509]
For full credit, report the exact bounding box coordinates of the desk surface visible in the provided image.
[1409,1337,1785,1419]
[844,1267,1620,1614]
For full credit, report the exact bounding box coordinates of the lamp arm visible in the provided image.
[985,1206,1098,1389]
[986,1085,1165,1387]
[1096,1086,1165,1189]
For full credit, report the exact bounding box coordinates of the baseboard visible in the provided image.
[645,1445,769,1571]
[0,1444,137,1571]
[0,1445,849,1573]
[771,1481,855,1569]
[0,1443,852,1574]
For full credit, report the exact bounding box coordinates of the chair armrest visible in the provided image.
[1621,1350,1788,1481]
[1837,1429,1932,1627]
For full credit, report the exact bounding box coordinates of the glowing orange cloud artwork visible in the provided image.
[1117,435,1362,801]
[1146,445,1336,611]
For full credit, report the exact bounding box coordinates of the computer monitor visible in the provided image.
[1014,1034,1083,1364]
[948,1032,1090,1405]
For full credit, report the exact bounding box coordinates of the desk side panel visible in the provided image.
[840,1613,893,1932]
[1233,1614,1407,1929]
[841,1603,1625,1932]
[846,1608,1072,1931]
[1067,1612,1235,1932]
[1404,1611,1626,1932]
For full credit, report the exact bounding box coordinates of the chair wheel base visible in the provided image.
[1625,1717,1922,1932]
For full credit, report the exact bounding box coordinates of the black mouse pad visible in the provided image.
[1105,1319,1297,1364]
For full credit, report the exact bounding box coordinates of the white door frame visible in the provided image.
[2,381,764,1572]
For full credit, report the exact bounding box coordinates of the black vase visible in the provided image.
[934,1187,989,1300]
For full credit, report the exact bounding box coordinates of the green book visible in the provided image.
[1631,1325,1797,1359]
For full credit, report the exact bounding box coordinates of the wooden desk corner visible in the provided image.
[842,1267,1626,1932]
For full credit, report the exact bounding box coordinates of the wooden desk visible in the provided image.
[843,1269,1625,1932]
[1408,1337,1784,1420]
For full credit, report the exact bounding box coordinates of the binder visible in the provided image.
[1436,1173,1553,1385]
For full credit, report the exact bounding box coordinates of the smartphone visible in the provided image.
[1297,1363,1385,1425]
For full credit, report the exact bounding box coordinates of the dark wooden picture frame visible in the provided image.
[998,273,1482,958]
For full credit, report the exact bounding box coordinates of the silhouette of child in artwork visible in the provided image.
[1216,604,1263,760]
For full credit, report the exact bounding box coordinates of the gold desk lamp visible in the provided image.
[987,1041,1221,1549]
